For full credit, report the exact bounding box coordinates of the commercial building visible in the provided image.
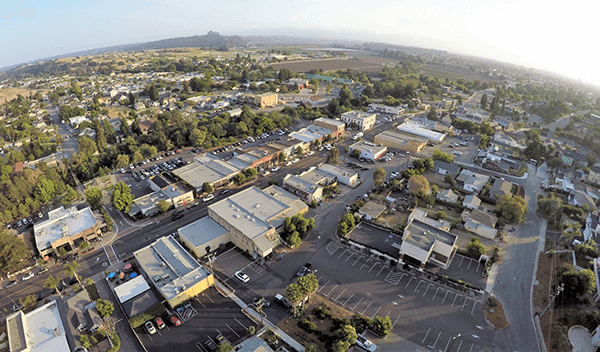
[341,110,376,131]
[129,174,195,218]
[112,275,160,318]
[179,217,230,258]
[314,117,345,137]
[358,201,387,220]
[134,236,214,308]
[207,186,308,257]
[7,300,71,352]
[288,125,334,146]
[34,206,101,257]
[255,93,278,108]
[400,217,457,270]
[368,103,403,115]
[317,164,359,187]
[66,290,103,342]
[373,130,428,152]
[348,140,388,161]
[396,121,447,143]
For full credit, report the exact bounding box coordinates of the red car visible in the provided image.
[169,315,181,327]
[154,317,166,329]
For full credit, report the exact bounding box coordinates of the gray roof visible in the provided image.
[178,217,229,248]
[434,160,461,175]
[404,219,457,250]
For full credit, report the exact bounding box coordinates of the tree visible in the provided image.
[327,147,339,165]
[157,199,171,213]
[559,265,596,303]
[427,107,437,120]
[496,195,527,224]
[373,167,386,187]
[297,273,319,299]
[116,154,130,169]
[95,298,114,317]
[408,175,430,195]
[233,173,246,186]
[202,182,213,194]
[547,157,563,170]
[332,340,351,352]
[370,316,393,337]
[148,84,159,101]
[44,275,61,296]
[286,282,304,313]
[34,178,55,203]
[19,294,37,313]
[64,261,82,286]
[335,324,358,344]
[0,230,30,274]
[219,342,234,352]
[432,150,454,164]
[111,181,134,213]
[85,187,103,210]
[295,146,303,156]
[190,128,206,147]
[480,94,488,110]
[466,237,486,259]
[278,152,286,163]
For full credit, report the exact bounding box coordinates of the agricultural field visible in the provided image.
[420,63,501,83]
[269,57,385,73]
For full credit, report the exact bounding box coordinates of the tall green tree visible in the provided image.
[95,298,114,317]
[0,230,29,274]
[157,199,171,213]
[373,167,386,187]
[496,195,527,224]
[85,187,102,210]
[111,181,134,213]
[44,275,62,297]
[34,178,55,203]
[480,94,488,110]
[326,147,339,165]
[64,261,82,286]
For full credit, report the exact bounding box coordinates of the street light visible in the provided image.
[445,334,461,352]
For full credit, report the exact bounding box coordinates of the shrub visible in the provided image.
[298,319,317,333]
[466,237,485,259]
[248,326,256,335]
[351,314,373,334]
[80,335,91,349]
[313,304,331,320]
[369,316,392,337]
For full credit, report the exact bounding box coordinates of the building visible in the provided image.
[373,130,428,152]
[148,174,194,208]
[255,93,278,108]
[462,195,481,210]
[348,140,388,161]
[282,174,324,203]
[34,206,101,257]
[208,186,308,257]
[436,189,459,203]
[400,218,457,270]
[283,78,309,89]
[341,110,376,131]
[461,208,498,240]
[7,300,71,352]
[171,154,244,193]
[396,121,446,144]
[66,290,103,343]
[434,160,461,176]
[314,117,345,137]
[584,212,600,242]
[317,164,359,187]
[456,170,490,194]
[490,180,512,199]
[237,337,275,352]
[179,217,230,258]
[112,275,160,318]
[358,201,387,220]
[134,236,214,308]
[368,103,403,115]
[288,125,334,146]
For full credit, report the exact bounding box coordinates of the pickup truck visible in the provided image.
[274,293,292,309]
[296,263,312,277]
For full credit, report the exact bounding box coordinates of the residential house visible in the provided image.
[456,170,490,194]
[434,160,461,176]
[358,200,387,221]
[461,208,498,240]
[583,212,600,242]
[436,189,459,203]
[490,180,512,200]
[463,195,482,210]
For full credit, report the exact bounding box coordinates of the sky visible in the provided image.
[1,0,599,87]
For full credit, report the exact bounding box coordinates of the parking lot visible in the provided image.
[137,286,255,352]
[310,241,494,352]
[426,253,488,290]
[348,222,402,257]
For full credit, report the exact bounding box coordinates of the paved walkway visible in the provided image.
[568,326,596,352]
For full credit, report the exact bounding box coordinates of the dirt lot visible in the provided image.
[278,295,354,351]
[269,58,383,73]
[420,64,502,83]
[0,87,47,102]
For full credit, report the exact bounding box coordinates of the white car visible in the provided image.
[292,158,299,163]
[271,166,280,172]
[234,270,250,283]
[307,151,315,156]
[453,151,463,156]
[22,272,34,281]
[144,321,157,335]
[355,335,377,352]
[285,161,293,166]
[202,194,215,202]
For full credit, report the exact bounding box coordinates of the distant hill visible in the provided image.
[133,31,247,50]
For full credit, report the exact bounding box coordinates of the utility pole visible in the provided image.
[445,333,461,352]
[538,283,564,318]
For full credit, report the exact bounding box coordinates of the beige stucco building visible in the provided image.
[255,93,278,108]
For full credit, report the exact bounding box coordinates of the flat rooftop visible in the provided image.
[342,110,375,120]
[34,207,97,251]
[172,162,228,189]
[349,140,387,154]
[396,122,446,141]
[318,163,357,178]
[134,236,212,302]
[315,117,345,127]
[7,300,70,352]
[114,275,152,303]
[262,185,309,229]
[284,174,321,193]
[404,218,457,251]
[178,217,229,248]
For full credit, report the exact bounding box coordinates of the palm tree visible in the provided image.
[64,261,82,286]
[44,275,61,297]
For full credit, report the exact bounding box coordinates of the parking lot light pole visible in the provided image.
[445,333,461,352]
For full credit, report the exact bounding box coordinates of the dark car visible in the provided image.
[205,340,218,352]
[296,263,312,277]
[273,293,292,309]
[172,210,184,221]
[219,189,231,196]
[5,280,17,288]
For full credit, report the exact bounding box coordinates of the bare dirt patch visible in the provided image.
[486,296,509,330]
[0,87,47,102]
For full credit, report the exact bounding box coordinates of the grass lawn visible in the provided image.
[86,283,100,301]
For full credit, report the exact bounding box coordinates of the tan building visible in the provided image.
[341,110,376,131]
[255,93,278,108]
[400,217,457,270]
[314,117,345,137]
[134,236,214,308]
[34,207,101,257]
[373,130,428,152]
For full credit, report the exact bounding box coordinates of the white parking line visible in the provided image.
[226,323,240,337]
[459,256,464,267]
[342,293,354,306]
[349,297,363,311]
[204,293,215,303]
[404,276,416,289]
[345,253,356,262]
[333,288,347,302]
[432,287,442,301]
[413,280,424,293]
[422,327,431,344]
[385,310,391,317]
[428,331,442,349]
[476,261,481,272]
[467,259,473,270]
[324,284,338,297]
[349,254,360,263]
[456,339,463,351]
[317,280,330,293]
[195,342,207,351]
[338,249,349,259]
[360,258,373,269]
[469,343,474,352]
[399,273,408,284]
[442,291,451,304]
[471,301,478,315]
[368,262,380,273]
[461,297,468,311]
[370,306,381,319]
[234,318,247,330]
[359,301,372,315]
[443,336,453,352]
[452,294,459,307]
[423,283,433,296]
[376,265,389,276]
[392,313,401,328]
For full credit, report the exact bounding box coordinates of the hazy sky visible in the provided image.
[1,0,599,87]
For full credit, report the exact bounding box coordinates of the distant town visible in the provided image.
[1,34,600,352]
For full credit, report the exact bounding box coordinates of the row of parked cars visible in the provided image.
[132,157,187,182]
[7,212,44,230]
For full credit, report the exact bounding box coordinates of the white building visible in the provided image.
[396,121,446,143]
[341,110,376,131]
[348,140,388,161]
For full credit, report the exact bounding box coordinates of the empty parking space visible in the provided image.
[426,254,487,289]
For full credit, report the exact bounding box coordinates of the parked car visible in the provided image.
[205,340,218,352]
[271,166,280,172]
[12,303,23,312]
[5,280,17,288]
[202,194,215,202]
[296,263,312,277]
[144,321,157,335]
[38,267,48,274]
[169,315,181,327]
[219,189,231,196]
[154,317,166,329]
[355,335,377,352]
[273,293,292,309]
[21,272,34,281]
[234,270,250,283]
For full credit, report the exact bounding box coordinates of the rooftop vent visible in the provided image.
[233,214,240,218]
[172,187,175,192]
[160,262,166,267]
[254,203,261,208]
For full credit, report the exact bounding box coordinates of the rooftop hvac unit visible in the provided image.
[254,203,261,208]
[181,285,186,290]
[233,214,240,219]
[160,262,166,267]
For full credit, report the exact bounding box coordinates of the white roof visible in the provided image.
[7,300,70,352]
[34,207,97,252]
[178,217,229,248]
[396,122,446,143]
[114,275,151,303]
